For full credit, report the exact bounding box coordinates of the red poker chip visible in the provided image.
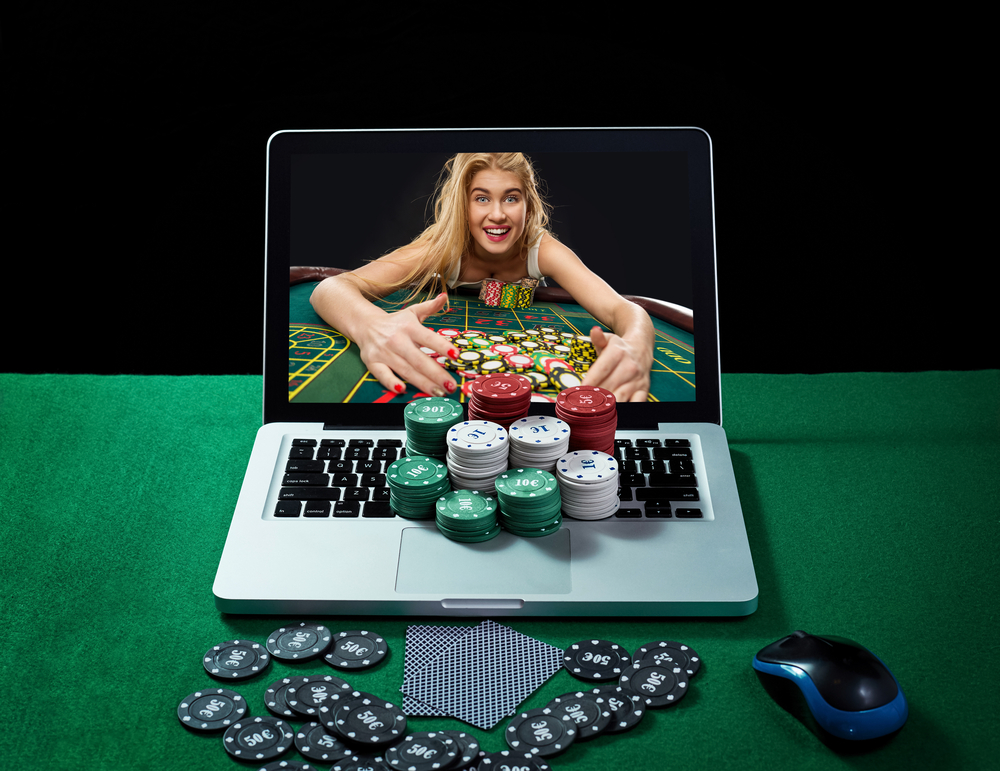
[438,328,461,338]
[471,373,532,401]
[556,386,616,416]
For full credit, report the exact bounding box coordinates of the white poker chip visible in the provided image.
[509,416,571,447]
[555,451,619,484]
[448,421,508,451]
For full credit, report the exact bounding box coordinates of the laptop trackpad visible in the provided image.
[396,527,572,595]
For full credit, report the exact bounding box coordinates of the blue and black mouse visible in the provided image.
[752,631,908,741]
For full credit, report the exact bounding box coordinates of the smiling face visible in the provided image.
[467,168,529,262]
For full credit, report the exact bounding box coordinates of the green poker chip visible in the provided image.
[404,397,466,459]
[493,468,563,537]
[387,456,451,519]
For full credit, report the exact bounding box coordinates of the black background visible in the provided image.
[3,10,991,375]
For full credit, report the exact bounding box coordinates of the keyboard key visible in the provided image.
[615,508,642,518]
[671,460,695,474]
[636,438,661,447]
[654,447,692,460]
[345,447,369,461]
[287,447,314,460]
[329,460,352,473]
[292,439,317,446]
[356,460,381,474]
[639,460,666,474]
[277,487,340,501]
[285,460,324,473]
[282,473,330,487]
[317,446,342,461]
[345,487,370,501]
[646,508,673,518]
[624,447,649,460]
[372,448,397,462]
[321,439,346,447]
[377,439,402,447]
[303,501,331,517]
[647,473,698,488]
[618,486,633,501]
[361,474,386,487]
[622,473,645,487]
[332,473,358,487]
[636,489,700,502]
[373,487,390,501]
[274,500,301,517]
[614,438,633,448]
[363,502,394,517]
[333,501,361,517]
[676,508,704,518]
[349,439,374,447]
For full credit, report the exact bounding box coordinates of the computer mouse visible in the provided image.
[752,631,908,741]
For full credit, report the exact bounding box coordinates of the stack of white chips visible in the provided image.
[554,450,621,520]
[507,415,572,472]
[446,420,510,494]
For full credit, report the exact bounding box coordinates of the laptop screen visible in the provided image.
[263,128,721,429]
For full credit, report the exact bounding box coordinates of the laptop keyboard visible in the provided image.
[273,436,705,520]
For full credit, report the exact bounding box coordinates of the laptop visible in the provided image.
[213,127,758,617]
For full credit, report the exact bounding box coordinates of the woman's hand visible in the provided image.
[355,292,459,397]
[581,326,651,403]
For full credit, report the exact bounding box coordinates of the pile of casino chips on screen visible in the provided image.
[446,420,510,494]
[556,385,618,455]
[430,326,598,393]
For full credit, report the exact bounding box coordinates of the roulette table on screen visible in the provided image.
[287,276,695,405]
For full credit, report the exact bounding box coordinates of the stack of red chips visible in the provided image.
[467,373,533,430]
[555,385,618,455]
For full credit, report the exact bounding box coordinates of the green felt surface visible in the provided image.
[2,371,998,770]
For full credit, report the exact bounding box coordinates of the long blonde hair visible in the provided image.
[362,153,552,302]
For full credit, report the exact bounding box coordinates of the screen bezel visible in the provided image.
[263,127,721,429]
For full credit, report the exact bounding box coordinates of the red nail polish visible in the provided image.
[449,348,458,359]
[394,384,405,393]
[444,381,455,392]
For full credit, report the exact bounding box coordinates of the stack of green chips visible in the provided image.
[493,467,563,537]
[386,456,451,519]
[404,397,466,459]
[434,489,501,542]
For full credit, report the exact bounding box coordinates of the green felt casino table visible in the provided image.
[3,370,998,770]
[287,281,695,404]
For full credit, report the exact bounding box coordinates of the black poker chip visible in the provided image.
[440,730,481,770]
[286,674,353,718]
[591,683,645,734]
[294,721,355,764]
[203,639,271,680]
[619,658,690,708]
[176,687,246,732]
[257,762,316,770]
[321,690,407,747]
[265,676,308,718]
[632,639,702,678]
[476,751,551,770]
[324,630,389,670]
[544,690,613,741]
[505,707,577,758]
[332,759,391,771]
[266,623,334,661]
[562,639,631,681]
[222,715,294,762]
[384,731,458,771]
